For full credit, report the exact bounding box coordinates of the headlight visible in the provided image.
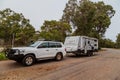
[14,49,20,55]
[15,49,25,55]
[20,50,25,54]
[14,49,25,55]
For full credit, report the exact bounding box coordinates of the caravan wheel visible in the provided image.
[87,51,93,56]
[75,54,81,57]
[90,52,94,56]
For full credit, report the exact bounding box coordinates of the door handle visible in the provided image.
[46,50,49,51]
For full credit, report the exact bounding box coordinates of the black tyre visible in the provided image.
[22,55,35,66]
[55,53,63,61]
[87,51,90,57]
[75,54,80,57]
[90,52,94,56]
[87,51,93,56]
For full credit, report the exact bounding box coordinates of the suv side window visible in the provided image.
[49,42,56,48]
[49,42,62,48]
[56,43,62,48]
[38,42,48,48]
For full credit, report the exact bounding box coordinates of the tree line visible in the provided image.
[0,0,120,48]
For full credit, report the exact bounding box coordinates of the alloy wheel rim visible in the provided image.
[25,57,33,65]
[57,54,62,60]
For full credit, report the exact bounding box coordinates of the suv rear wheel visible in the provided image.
[22,55,35,66]
[55,53,63,61]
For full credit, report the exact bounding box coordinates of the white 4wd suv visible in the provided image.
[6,41,66,66]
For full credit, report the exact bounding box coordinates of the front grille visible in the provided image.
[7,49,16,54]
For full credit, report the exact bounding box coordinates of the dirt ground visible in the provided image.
[1,48,120,80]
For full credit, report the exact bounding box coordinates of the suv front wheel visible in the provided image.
[55,53,63,61]
[22,55,35,66]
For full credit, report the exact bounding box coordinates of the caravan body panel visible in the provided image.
[64,36,98,54]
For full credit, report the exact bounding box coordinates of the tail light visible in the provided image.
[65,48,66,51]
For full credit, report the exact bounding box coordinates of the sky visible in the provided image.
[0,0,119,41]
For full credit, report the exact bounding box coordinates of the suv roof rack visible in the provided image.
[38,39,61,42]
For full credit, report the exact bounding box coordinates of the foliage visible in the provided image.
[62,0,115,38]
[40,20,72,42]
[100,38,115,48]
[116,33,120,48]
[0,8,35,46]
[32,31,41,41]
[0,52,7,60]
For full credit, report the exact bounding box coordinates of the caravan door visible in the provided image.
[82,37,90,54]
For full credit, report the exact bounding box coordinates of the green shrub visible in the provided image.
[0,52,7,60]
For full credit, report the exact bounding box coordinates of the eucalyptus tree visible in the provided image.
[62,0,115,38]
[0,8,35,46]
[116,33,120,48]
[40,20,71,42]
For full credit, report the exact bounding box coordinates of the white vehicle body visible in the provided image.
[6,41,66,66]
[64,36,98,55]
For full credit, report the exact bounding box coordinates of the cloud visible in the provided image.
[0,0,119,41]
[0,0,68,30]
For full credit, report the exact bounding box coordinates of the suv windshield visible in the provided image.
[29,41,41,47]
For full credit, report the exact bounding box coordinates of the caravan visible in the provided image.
[64,36,98,56]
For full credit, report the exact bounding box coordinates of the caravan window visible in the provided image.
[94,40,97,42]
[88,41,90,44]
[94,44,97,46]
[65,40,76,45]
[64,37,79,45]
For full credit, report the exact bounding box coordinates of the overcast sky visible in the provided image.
[0,0,119,41]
